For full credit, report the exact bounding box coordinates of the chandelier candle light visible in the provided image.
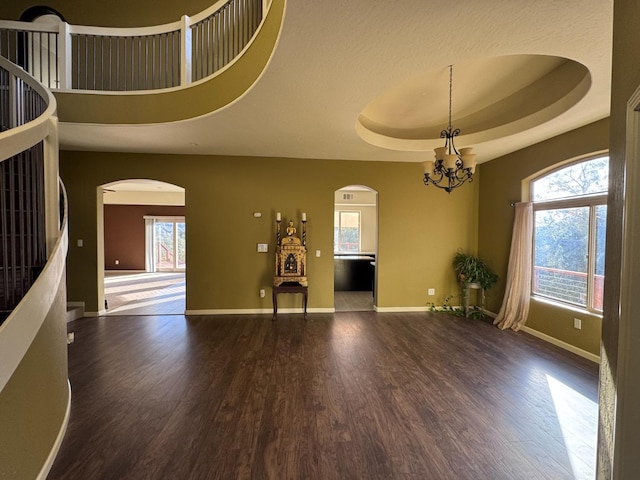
[423,65,477,193]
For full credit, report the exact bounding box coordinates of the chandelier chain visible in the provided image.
[422,63,476,193]
[448,65,453,132]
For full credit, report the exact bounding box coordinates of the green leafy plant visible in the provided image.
[427,295,486,319]
[427,294,463,315]
[453,251,498,291]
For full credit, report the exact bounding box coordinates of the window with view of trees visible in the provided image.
[154,219,186,271]
[334,211,361,252]
[531,156,608,311]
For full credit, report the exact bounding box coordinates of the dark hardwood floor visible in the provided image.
[51,312,598,479]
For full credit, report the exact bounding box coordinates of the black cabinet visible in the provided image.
[334,255,375,291]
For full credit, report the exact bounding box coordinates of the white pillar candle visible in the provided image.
[302,212,307,221]
[276,212,281,221]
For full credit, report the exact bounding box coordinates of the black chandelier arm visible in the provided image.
[453,166,473,181]
[440,127,461,139]
[423,170,446,185]
[423,166,473,193]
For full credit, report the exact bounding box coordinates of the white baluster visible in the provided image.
[180,15,192,86]
[58,22,72,90]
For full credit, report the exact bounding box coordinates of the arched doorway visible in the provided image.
[333,185,378,312]
[99,179,186,315]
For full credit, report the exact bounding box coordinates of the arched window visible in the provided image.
[531,155,608,312]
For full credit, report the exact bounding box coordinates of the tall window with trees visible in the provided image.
[531,156,608,312]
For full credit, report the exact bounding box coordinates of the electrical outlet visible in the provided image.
[260,289,266,298]
[428,288,435,296]
[573,318,582,330]
[257,243,268,253]
[115,259,119,265]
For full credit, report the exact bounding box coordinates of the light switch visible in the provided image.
[77,239,83,247]
[316,250,321,257]
[257,243,268,253]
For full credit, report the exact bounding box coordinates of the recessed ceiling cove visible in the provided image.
[356,55,591,152]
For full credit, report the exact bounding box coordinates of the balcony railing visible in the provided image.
[0,0,267,92]
[0,56,58,322]
[533,265,604,311]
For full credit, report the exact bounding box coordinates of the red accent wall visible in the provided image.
[104,204,185,270]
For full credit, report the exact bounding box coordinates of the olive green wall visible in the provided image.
[0,279,69,479]
[60,151,478,313]
[478,118,609,356]
[0,0,215,26]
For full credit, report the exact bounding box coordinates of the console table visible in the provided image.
[272,284,308,320]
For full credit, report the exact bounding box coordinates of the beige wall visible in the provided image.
[478,118,609,356]
[0,279,69,478]
[61,151,478,313]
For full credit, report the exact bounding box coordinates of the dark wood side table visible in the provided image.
[272,284,308,320]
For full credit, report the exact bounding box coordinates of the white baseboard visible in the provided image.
[477,310,599,363]
[37,380,71,480]
[307,308,335,313]
[185,307,335,315]
[66,302,85,322]
[521,326,600,364]
[85,309,106,317]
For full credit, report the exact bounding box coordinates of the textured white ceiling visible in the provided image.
[59,0,613,164]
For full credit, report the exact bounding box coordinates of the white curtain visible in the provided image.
[494,202,533,331]
[144,217,156,273]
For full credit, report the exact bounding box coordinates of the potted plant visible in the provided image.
[453,252,498,318]
[453,251,498,291]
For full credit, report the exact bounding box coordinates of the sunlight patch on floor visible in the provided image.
[546,374,598,480]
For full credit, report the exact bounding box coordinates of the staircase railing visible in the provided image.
[0,0,268,92]
[0,56,59,322]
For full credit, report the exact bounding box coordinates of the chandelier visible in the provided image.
[423,65,477,193]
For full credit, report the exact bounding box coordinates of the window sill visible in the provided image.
[531,295,603,318]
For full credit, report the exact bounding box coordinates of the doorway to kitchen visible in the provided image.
[333,185,378,312]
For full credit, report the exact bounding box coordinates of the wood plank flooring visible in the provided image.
[50,312,598,479]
